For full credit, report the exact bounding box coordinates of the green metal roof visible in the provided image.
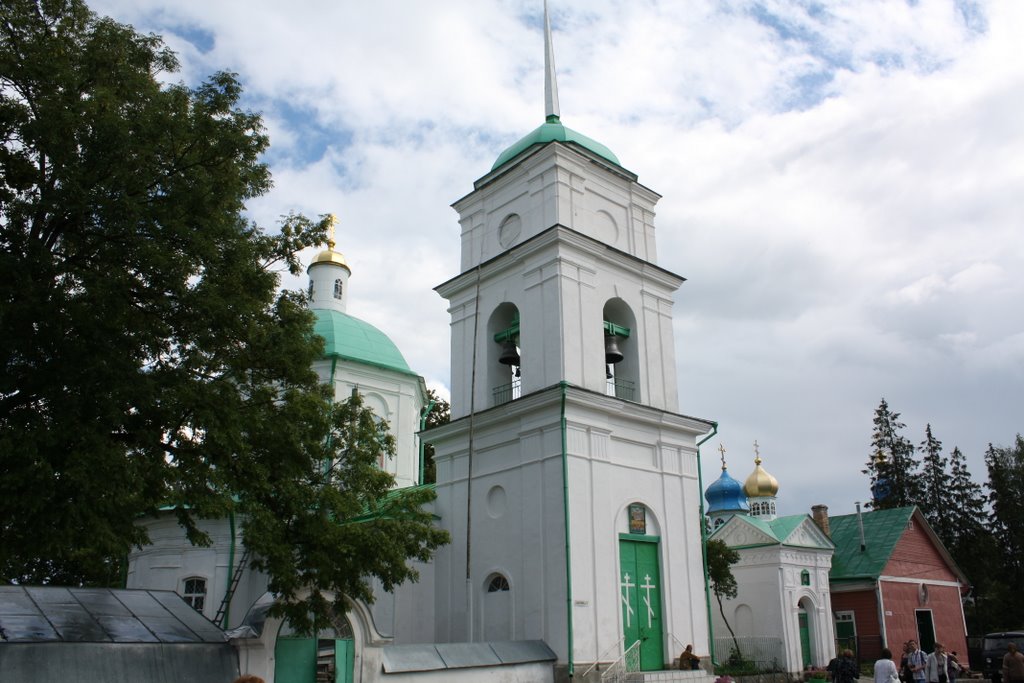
[769,515,809,542]
[491,116,620,171]
[312,308,414,375]
[712,514,830,549]
[829,506,915,581]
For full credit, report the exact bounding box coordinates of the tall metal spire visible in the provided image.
[544,0,560,122]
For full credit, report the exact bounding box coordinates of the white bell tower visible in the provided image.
[426,3,716,677]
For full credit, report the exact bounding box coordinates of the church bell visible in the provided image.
[604,333,624,365]
[498,339,520,367]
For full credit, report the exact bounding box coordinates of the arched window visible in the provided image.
[603,299,639,401]
[801,570,811,586]
[488,304,521,406]
[182,576,207,612]
[333,278,343,299]
[487,574,510,592]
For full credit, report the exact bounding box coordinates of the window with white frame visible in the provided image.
[182,576,207,612]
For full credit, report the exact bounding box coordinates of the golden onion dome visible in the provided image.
[308,214,351,271]
[743,455,779,497]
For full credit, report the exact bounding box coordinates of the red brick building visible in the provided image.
[824,506,970,666]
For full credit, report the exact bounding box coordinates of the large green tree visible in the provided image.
[863,398,920,509]
[918,424,951,543]
[0,0,446,627]
[982,436,1024,629]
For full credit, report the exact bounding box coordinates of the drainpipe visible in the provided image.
[560,381,575,677]
[419,398,436,485]
[696,422,720,666]
[223,510,236,628]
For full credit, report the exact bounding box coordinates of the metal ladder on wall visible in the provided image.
[214,546,250,628]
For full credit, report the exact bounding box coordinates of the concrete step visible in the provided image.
[633,671,719,682]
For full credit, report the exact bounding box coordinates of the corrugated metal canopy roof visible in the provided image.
[0,586,226,644]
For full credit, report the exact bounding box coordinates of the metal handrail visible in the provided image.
[578,637,626,679]
[601,639,642,682]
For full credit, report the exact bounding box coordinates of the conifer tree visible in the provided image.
[864,398,920,509]
[918,424,951,544]
[983,437,1024,629]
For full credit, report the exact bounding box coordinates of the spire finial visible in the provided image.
[326,214,338,250]
[753,439,761,465]
[543,0,560,122]
[718,443,727,471]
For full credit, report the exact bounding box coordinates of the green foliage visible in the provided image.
[707,538,739,600]
[707,538,741,654]
[0,0,447,626]
[420,389,450,484]
[864,398,920,509]
[979,436,1024,630]
[918,424,951,543]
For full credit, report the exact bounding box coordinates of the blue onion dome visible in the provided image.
[705,468,750,515]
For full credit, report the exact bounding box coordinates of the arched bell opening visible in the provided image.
[602,298,639,401]
[487,303,521,406]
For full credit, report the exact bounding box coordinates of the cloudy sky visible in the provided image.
[89,0,1023,519]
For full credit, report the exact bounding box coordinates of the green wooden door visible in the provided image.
[274,636,354,683]
[799,611,812,667]
[619,538,664,671]
[334,639,354,683]
[275,637,316,683]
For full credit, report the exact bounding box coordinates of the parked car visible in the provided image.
[982,631,1024,683]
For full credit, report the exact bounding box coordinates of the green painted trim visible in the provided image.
[603,321,631,338]
[223,510,236,628]
[323,352,421,378]
[696,422,719,666]
[559,381,574,677]
[618,533,660,543]
[492,321,520,343]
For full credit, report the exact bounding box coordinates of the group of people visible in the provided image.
[871,641,959,683]
[829,640,958,683]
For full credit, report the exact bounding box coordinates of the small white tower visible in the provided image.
[306,214,351,313]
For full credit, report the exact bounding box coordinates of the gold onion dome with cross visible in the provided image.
[310,214,351,271]
[743,441,779,497]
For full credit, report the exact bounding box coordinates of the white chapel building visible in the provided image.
[705,447,836,674]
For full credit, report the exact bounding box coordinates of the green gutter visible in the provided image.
[696,422,719,666]
[223,510,236,628]
[560,382,575,677]
[419,398,436,485]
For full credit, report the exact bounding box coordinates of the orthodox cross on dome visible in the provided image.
[718,443,727,471]
[544,0,560,122]
[753,439,761,465]
[325,213,338,250]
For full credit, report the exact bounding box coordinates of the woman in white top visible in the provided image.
[926,643,949,683]
[876,648,900,683]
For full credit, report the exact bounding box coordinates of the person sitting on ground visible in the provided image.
[679,644,701,670]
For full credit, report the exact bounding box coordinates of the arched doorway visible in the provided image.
[274,616,354,683]
[797,598,815,668]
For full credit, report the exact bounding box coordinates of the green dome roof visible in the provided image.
[312,308,414,375]
[491,116,620,171]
